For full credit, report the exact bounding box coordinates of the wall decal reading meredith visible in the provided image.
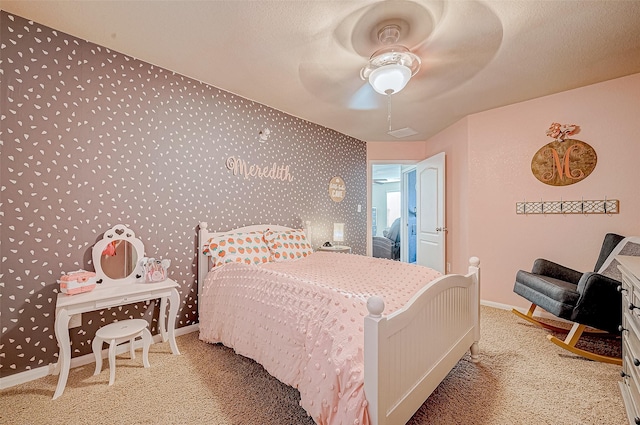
[226,156,294,181]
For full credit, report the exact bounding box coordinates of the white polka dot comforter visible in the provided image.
[199,252,441,425]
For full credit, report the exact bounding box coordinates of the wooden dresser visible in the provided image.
[619,255,640,424]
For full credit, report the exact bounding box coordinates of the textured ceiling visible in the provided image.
[2,0,640,142]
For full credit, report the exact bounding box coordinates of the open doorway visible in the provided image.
[371,164,417,264]
[403,167,417,263]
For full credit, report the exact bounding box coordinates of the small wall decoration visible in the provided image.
[258,128,271,143]
[531,123,597,186]
[516,198,619,215]
[226,156,294,182]
[329,176,346,202]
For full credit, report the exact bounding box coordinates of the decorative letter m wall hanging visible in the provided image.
[530,123,597,186]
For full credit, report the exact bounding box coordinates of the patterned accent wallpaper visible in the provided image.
[0,12,367,378]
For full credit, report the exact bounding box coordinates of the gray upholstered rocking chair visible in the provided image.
[512,233,626,365]
[372,217,401,260]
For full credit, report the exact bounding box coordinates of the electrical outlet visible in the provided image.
[357,204,362,212]
[68,313,82,328]
[447,263,451,273]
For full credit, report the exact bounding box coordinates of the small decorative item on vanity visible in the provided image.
[138,257,171,283]
[58,270,97,295]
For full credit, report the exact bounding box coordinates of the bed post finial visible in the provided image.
[469,256,480,267]
[366,296,385,318]
[200,222,208,231]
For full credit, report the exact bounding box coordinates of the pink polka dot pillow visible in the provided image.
[204,232,271,267]
[264,229,313,262]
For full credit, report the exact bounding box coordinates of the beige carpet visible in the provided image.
[0,307,626,425]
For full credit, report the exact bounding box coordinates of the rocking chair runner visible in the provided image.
[512,233,626,365]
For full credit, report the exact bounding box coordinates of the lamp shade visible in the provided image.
[333,223,344,242]
[368,64,412,95]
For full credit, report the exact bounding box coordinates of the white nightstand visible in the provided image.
[317,245,351,254]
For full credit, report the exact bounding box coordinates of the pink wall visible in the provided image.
[467,73,640,308]
[422,118,471,277]
[368,72,640,308]
[367,141,427,161]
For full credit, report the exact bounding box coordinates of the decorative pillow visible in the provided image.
[203,232,271,267]
[264,229,313,262]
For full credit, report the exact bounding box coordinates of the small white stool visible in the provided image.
[92,319,152,385]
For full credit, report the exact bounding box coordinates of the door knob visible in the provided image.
[435,227,448,232]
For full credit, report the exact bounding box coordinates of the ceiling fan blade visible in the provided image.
[298,62,382,110]
[298,35,383,110]
[404,1,503,101]
[334,0,441,57]
[298,60,370,106]
[348,82,383,110]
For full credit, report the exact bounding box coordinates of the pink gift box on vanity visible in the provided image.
[58,270,98,295]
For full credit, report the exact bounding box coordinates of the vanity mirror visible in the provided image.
[92,224,145,285]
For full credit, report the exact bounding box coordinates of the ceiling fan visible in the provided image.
[357,20,425,137]
[359,23,422,96]
[298,1,503,133]
[298,1,435,110]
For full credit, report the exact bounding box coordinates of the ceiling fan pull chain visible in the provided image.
[387,93,392,132]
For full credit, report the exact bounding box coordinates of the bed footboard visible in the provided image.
[364,257,480,425]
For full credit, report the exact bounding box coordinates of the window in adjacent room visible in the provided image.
[386,191,401,227]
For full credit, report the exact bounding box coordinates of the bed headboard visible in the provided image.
[197,222,296,315]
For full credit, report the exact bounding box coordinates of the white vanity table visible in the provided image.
[52,225,181,400]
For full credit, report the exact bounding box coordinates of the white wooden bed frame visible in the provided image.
[197,222,480,425]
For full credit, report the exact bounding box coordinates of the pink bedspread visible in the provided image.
[199,252,441,425]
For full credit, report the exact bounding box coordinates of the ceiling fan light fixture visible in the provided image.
[368,64,412,95]
[360,24,421,96]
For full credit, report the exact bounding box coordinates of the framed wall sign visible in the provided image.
[329,176,346,202]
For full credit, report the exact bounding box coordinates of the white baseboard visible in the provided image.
[174,323,199,336]
[0,364,53,390]
[0,323,199,390]
[481,299,572,323]
[480,299,514,311]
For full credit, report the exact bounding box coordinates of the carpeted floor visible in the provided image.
[0,307,626,425]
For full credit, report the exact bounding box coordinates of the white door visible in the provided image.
[416,152,446,273]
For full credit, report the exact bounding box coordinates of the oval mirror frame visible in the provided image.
[92,224,145,285]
